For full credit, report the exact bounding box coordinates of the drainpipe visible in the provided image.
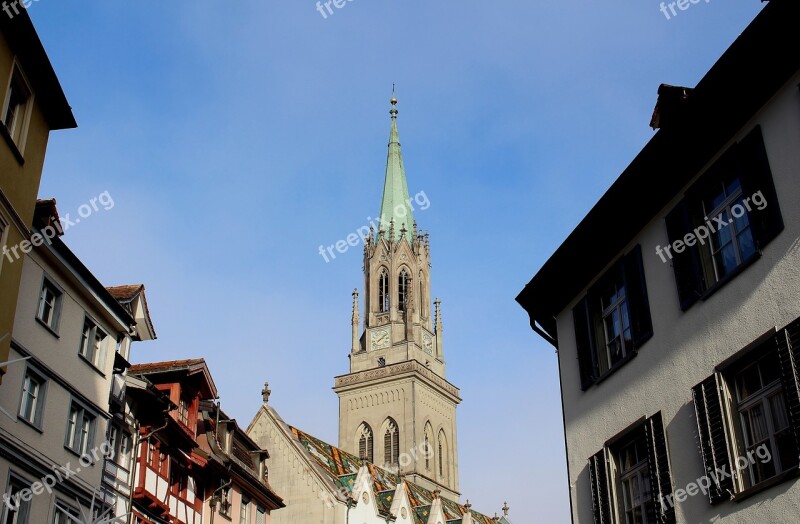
[209,477,232,524]
[345,496,355,524]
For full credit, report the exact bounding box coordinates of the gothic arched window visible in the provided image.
[424,423,433,471]
[379,268,390,313]
[419,271,428,319]
[384,418,400,467]
[438,430,448,482]
[358,423,373,463]
[398,269,409,313]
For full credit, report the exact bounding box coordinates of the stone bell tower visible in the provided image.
[333,97,461,501]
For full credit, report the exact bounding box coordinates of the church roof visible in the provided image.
[378,98,415,243]
[289,426,497,523]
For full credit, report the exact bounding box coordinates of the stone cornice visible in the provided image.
[333,360,461,402]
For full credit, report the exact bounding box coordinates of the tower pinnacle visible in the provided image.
[378,97,414,243]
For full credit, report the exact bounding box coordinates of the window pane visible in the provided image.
[736,364,762,401]
[776,429,799,472]
[770,393,790,432]
[744,403,770,444]
[66,406,78,448]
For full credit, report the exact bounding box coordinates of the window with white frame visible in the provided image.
[78,317,107,369]
[573,245,653,390]
[52,500,80,524]
[106,423,133,473]
[255,506,266,524]
[1,63,34,153]
[18,366,46,428]
[693,321,800,503]
[65,401,96,455]
[589,414,675,524]
[1,474,31,524]
[36,278,62,331]
[665,126,784,311]
[240,495,251,524]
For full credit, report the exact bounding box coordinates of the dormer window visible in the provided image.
[177,397,191,427]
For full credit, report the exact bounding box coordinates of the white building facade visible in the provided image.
[517,2,800,523]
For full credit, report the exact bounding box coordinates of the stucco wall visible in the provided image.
[556,73,800,523]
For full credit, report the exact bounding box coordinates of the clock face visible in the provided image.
[370,329,390,350]
[422,333,433,355]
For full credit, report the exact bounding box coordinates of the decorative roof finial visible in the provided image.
[502,502,509,516]
[390,85,398,118]
[464,500,472,511]
[262,382,271,404]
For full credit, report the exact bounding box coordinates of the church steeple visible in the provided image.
[334,97,461,502]
[378,97,414,242]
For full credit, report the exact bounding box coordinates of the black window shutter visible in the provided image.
[588,450,612,524]
[665,199,704,311]
[737,125,784,250]
[644,413,676,523]
[776,318,800,464]
[573,297,598,390]
[623,245,653,349]
[691,375,734,504]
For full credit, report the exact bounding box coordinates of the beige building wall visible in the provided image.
[0,242,132,520]
[0,26,67,384]
[248,405,349,524]
[558,72,800,523]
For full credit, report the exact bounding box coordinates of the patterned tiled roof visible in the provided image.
[129,358,205,373]
[289,426,497,522]
[106,284,143,301]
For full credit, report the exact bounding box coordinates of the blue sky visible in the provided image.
[28,1,765,521]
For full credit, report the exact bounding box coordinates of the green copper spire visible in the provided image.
[378,97,414,242]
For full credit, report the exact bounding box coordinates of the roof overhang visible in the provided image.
[0,10,76,129]
[516,0,800,346]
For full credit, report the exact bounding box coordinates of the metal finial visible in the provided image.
[262,382,271,403]
[502,502,509,516]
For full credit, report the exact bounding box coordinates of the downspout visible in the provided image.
[345,496,355,524]
[209,477,232,524]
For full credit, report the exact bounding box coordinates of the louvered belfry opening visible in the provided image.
[358,423,373,463]
[384,419,399,466]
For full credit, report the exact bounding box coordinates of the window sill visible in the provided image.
[35,317,60,338]
[0,124,24,165]
[78,353,107,378]
[731,466,799,503]
[18,416,44,434]
[584,350,638,390]
[64,445,97,464]
[699,252,761,304]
